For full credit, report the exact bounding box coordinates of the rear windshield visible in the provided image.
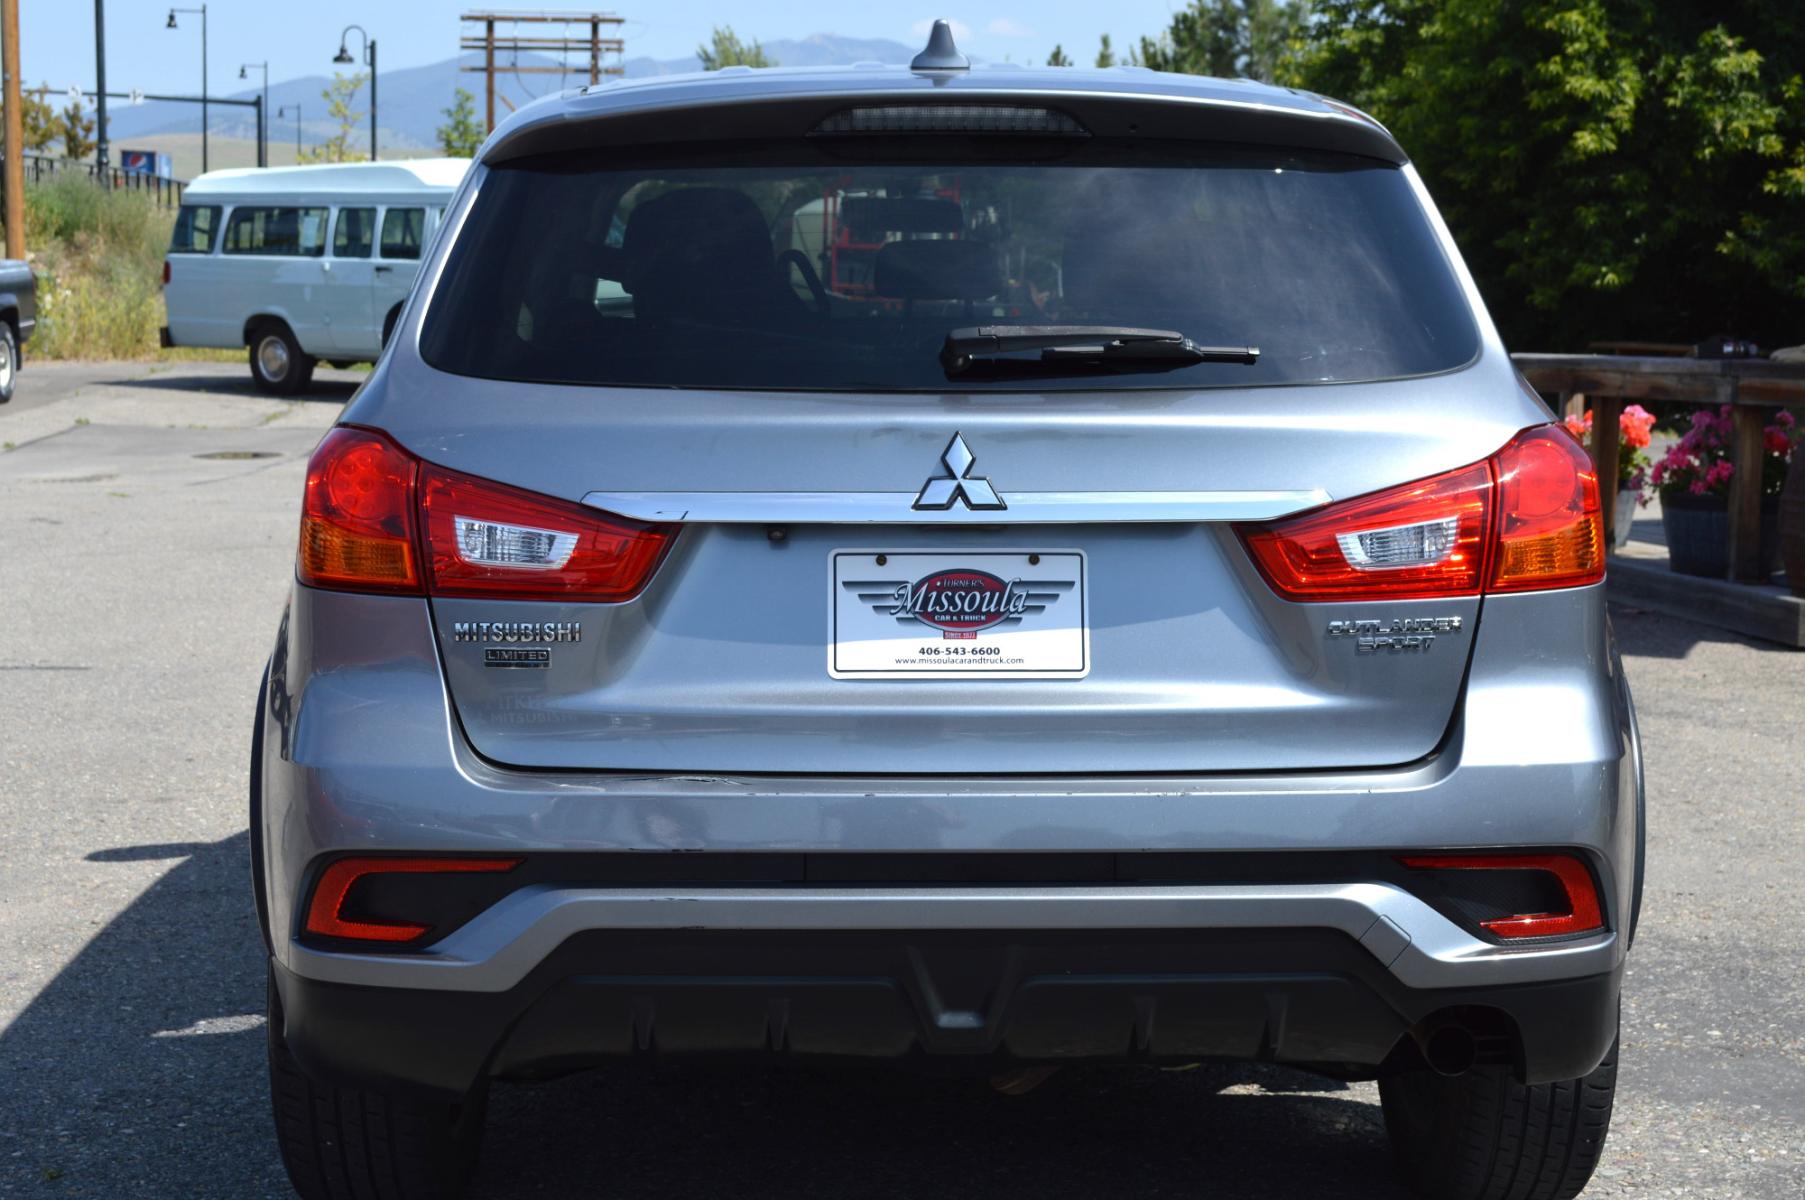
[421,142,1480,391]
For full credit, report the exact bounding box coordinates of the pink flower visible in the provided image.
[1619,405,1655,449]
[1564,413,1590,440]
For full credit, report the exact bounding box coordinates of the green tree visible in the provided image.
[5,86,63,152]
[301,71,368,163]
[60,98,95,161]
[1047,44,1073,67]
[698,26,774,70]
[1129,1,1307,81]
[1096,34,1116,68]
[436,87,483,157]
[1292,0,1805,348]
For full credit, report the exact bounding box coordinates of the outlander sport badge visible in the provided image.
[913,433,1006,511]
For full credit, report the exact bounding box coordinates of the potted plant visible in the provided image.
[1563,404,1657,550]
[1647,406,1797,578]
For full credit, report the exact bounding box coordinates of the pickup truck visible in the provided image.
[0,258,37,403]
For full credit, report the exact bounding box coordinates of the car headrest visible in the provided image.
[873,239,1001,301]
[620,187,775,297]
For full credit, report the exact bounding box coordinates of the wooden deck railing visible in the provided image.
[1512,354,1805,581]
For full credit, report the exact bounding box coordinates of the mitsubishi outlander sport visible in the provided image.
[254,25,1642,1199]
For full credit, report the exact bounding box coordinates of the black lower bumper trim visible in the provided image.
[273,928,1620,1099]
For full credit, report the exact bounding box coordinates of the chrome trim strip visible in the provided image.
[580,489,1331,524]
[287,883,1615,993]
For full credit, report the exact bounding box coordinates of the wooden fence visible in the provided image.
[1513,354,1805,582]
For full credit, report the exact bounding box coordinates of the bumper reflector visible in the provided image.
[304,857,522,944]
[1399,853,1603,939]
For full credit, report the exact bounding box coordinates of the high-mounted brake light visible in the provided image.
[299,427,422,593]
[297,426,675,602]
[811,104,1089,137]
[1399,853,1604,939]
[1236,424,1604,601]
[304,856,521,943]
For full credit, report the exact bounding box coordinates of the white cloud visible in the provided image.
[912,18,975,41]
[985,18,1035,38]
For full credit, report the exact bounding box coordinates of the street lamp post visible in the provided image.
[239,61,267,167]
[277,104,302,161]
[332,26,377,162]
[94,0,109,173]
[166,5,207,173]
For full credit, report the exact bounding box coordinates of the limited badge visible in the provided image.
[484,647,551,669]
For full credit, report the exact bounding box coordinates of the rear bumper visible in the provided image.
[260,583,1638,1095]
[273,914,1622,1097]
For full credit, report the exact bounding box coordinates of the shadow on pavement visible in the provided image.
[1610,601,1801,659]
[121,372,362,402]
[0,831,1410,1199]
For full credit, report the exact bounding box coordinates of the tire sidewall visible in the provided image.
[0,322,17,403]
[250,325,306,396]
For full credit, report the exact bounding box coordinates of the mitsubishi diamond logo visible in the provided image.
[913,433,1006,512]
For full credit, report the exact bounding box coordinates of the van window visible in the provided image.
[223,206,329,257]
[334,207,376,258]
[380,208,426,260]
[170,205,221,254]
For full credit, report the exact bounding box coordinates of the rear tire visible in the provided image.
[1380,1038,1618,1200]
[268,969,487,1199]
[0,321,18,403]
[249,324,314,396]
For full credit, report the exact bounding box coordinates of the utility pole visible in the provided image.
[94,0,108,173]
[461,11,625,133]
[2,0,22,259]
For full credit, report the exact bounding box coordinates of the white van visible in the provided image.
[161,159,469,394]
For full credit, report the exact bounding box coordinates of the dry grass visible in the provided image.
[16,175,173,360]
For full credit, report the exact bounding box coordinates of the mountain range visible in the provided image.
[100,35,922,157]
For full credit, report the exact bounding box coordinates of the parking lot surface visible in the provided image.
[1,362,1801,1197]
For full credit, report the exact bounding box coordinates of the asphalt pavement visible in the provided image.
[0,361,1800,1198]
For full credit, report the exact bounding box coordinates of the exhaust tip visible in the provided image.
[1421,1024,1479,1077]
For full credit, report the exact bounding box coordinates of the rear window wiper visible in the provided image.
[941,325,1260,375]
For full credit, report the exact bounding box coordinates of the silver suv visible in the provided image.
[255,27,1641,1200]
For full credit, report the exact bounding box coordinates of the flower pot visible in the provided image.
[1612,489,1638,551]
[1660,492,1783,579]
[1782,459,1805,597]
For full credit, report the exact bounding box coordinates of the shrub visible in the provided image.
[10,174,173,359]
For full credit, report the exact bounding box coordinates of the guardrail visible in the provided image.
[3,152,186,208]
[1513,353,1805,582]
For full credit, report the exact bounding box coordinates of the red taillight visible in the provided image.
[1399,853,1604,939]
[297,425,675,601]
[1488,425,1605,592]
[419,466,673,603]
[299,427,422,593]
[304,856,522,943]
[1238,462,1492,601]
[162,260,171,285]
[1235,424,1605,602]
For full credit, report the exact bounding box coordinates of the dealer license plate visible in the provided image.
[829,550,1089,679]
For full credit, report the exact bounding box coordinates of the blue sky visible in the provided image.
[21,2,1184,96]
